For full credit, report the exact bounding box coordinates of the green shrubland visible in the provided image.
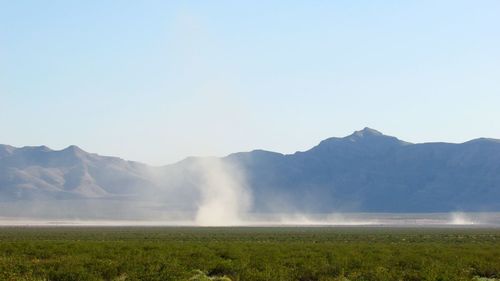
[0,227,498,281]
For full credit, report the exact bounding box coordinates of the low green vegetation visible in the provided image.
[0,227,499,281]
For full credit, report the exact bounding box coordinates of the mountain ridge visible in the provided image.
[3,127,500,165]
[1,128,499,216]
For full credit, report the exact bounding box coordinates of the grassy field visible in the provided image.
[0,226,499,281]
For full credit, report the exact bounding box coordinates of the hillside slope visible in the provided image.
[1,128,499,215]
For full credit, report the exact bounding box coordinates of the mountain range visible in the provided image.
[1,128,499,218]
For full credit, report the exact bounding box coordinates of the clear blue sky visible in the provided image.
[1,1,499,165]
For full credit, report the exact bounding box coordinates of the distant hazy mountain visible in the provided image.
[1,128,499,216]
[0,144,156,200]
[227,128,500,212]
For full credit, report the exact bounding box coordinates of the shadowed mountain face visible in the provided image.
[1,128,499,216]
[229,128,500,212]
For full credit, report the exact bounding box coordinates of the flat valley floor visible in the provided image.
[0,227,499,281]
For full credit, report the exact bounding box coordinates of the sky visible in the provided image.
[1,1,499,165]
